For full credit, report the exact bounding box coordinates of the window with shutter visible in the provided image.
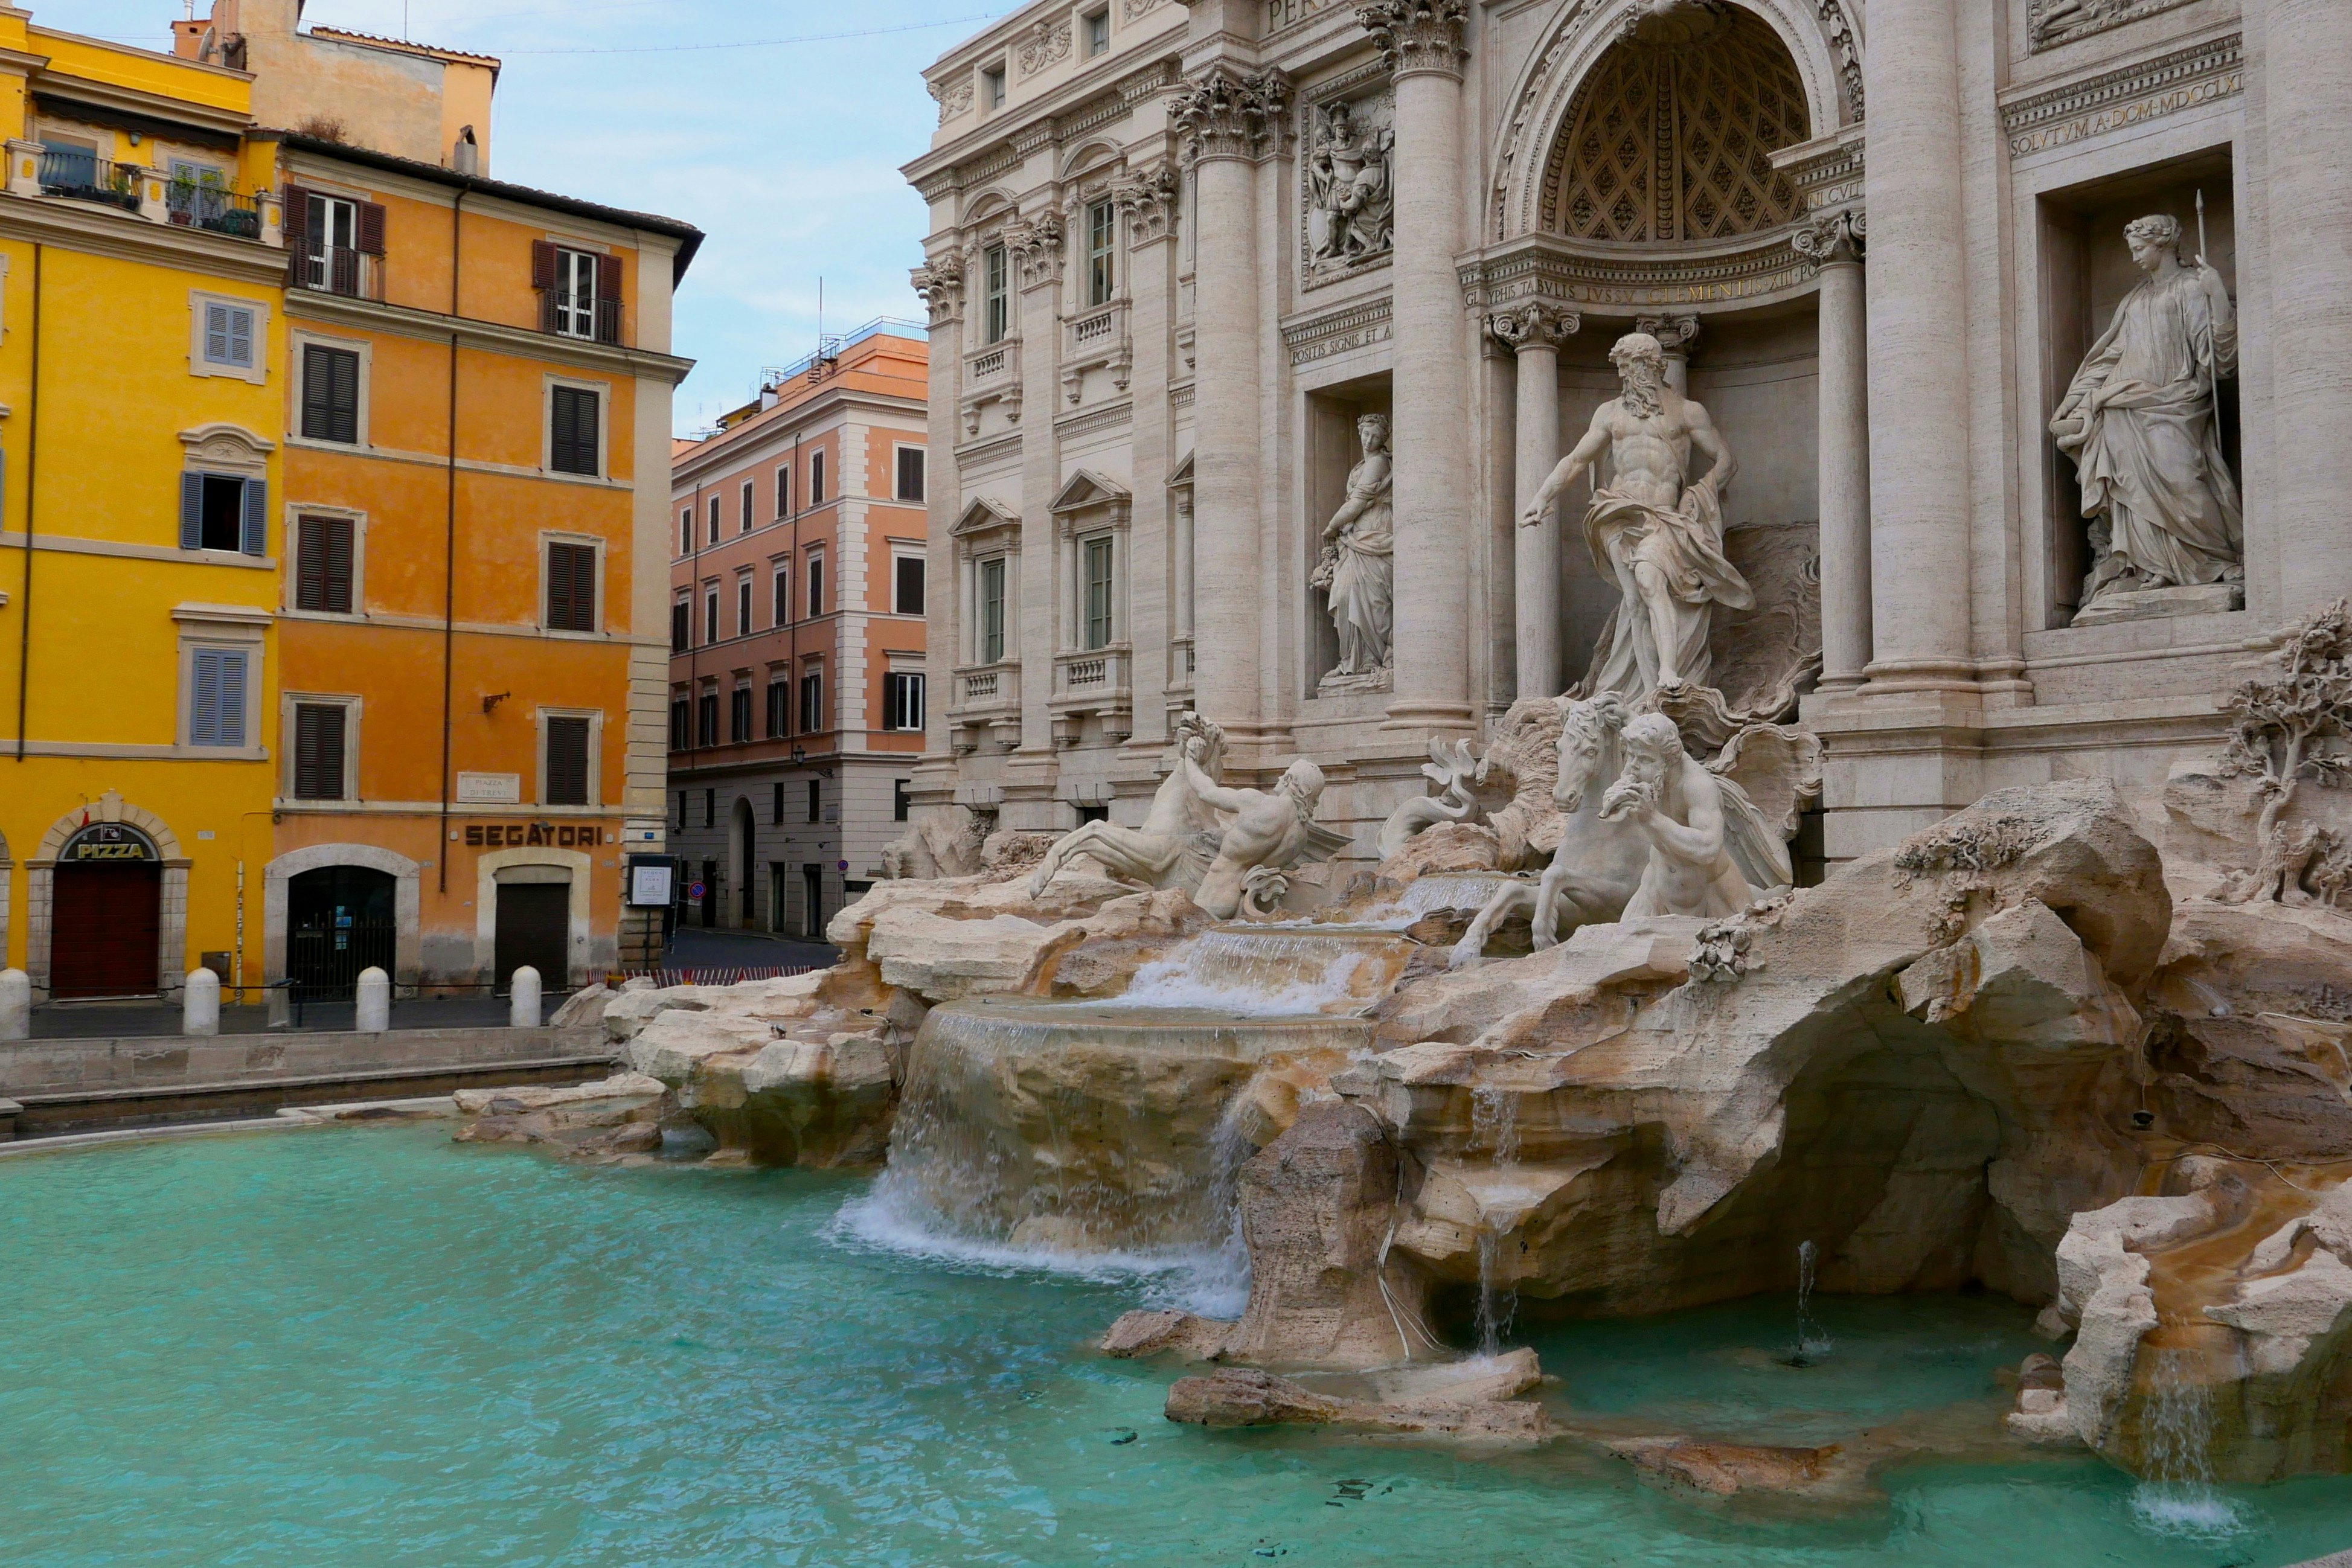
[776,464,792,517]
[302,344,361,443]
[241,475,268,557]
[766,680,789,738]
[741,479,755,534]
[202,302,255,370]
[671,598,690,651]
[896,446,926,502]
[549,385,600,476]
[895,555,926,615]
[293,702,348,800]
[772,560,791,625]
[696,693,719,747]
[810,450,827,505]
[729,686,752,743]
[185,473,252,553]
[799,670,823,735]
[669,699,690,751]
[545,716,592,805]
[545,542,598,632]
[808,554,825,618]
[737,575,752,636]
[296,516,355,612]
[807,779,822,823]
[189,647,248,747]
[884,672,926,732]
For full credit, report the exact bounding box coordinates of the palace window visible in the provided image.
[181,472,265,556]
[290,701,350,800]
[895,554,926,616]
[799,666,824,735]
[670,698,690,752]
[187,645,250,748]
[1084,7,1110,56]
[982,63,1006,112]
[897,445,926,502]
[766,679,789,738]
[1086,199,1116,307]
[810,450,827,506]
[549,385,601,476]
[978,556,1007,664]
[534,243,620,344]
[1083,535,1115,650]
[737,572,754,636]
[543,715,593,806]
[884,671,926,732]
[741,479,756,533]
[982,245,1010,345]
[300,345,360,443]
[545,541,598,633]
[729,685,752,743]
[696,691,719,747]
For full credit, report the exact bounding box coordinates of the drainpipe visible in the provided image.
[13,244,39,761]
[437,191,467,895]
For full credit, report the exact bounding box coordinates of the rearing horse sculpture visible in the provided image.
[1448,693,1652,967]
[1028,714,1227,898]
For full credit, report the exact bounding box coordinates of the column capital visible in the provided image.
[1487,298,1580,353]
[1112,164,1181,247]
[1793,206,1867,269]
[1172,65,1290,165]
[1633,313,1702,355]
[1358,0,1469,80]
[1003,212,1064,289]
[912,255,964,327]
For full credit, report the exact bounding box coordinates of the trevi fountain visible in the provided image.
[12,0,2352,1562]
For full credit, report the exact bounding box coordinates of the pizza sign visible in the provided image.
[63,823,158,862]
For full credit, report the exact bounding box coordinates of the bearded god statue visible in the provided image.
[1524,331,1753,705]
[2050,213,2243,616]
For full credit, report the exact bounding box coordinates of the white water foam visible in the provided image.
[2127,1346,2248,1540]
[1095,929,1382,1017]
[830,1187,1249,1318]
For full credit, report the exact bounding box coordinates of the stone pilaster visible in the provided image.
[1487,298,1579,700]
[2258,0,2352,618]
[1857,0,1974,696]
[1012,211,1066,766]
[1361,0,1475,733]
[913,255,964,769]
[1118,166,1180,751]
[1793,209,1871,692]
[1171,64,1287,743]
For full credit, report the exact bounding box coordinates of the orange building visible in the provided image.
[668,324,929,937]
[174,8,701,993]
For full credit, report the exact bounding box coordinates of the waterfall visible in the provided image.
[2129,1346,2244,1538]
[1471,1084,1523,1358]
[1104,927,1415,1016]
[1353,873,1524,929]
[1784,1239,1832,1366]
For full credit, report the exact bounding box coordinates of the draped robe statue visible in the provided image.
[2050,213,2242,612]
[1315,412,1395,683]
[1524,332,1752,705]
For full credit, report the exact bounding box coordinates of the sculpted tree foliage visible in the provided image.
[2216,599,2352,904]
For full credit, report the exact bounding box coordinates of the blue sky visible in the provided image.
[50,0,1014,431]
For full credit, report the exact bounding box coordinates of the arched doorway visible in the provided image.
[492,866,573,994]
[286,865,397,1000]
[50,822,165,999]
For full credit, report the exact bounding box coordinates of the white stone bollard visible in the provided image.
[0,968,30,1042]
[183,969,221,1037]
[354,967,392,1033]
[509,967,542,1029]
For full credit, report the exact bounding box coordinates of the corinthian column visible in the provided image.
[1171,66,1287,740]
[2259,0,2352,617]
[1859,0,1973,693]
[1795,209,1871,691]
[1362,0,1475,732]
[1488,299,1579,700]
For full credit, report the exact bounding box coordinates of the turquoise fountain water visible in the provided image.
[6,1127,2351,1568]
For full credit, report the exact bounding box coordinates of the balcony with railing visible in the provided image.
[293,245,384,301]
[1050,644,1132,744]
[8,141,281,246]
[540,289,623,345]
[1059,299,1132,403]
[948,661,1022,753]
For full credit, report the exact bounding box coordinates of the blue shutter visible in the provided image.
[240,476,267,557]
[180,472,204,551]
[190,649,222,745]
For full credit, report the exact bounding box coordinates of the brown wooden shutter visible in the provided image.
[355,199,387,255]
[324,516,354,612]
[282,184,311,251]
[294,703,346,800]
[545,716,591,805]
[531,240,559,290]
[546,542,597,632]
[297,516,325,610]
[595,251,625,344]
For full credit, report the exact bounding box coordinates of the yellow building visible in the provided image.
[0,12,288,1001]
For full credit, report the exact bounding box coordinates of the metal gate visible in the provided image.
[286,920,399,1006]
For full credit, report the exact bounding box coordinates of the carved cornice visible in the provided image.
[908,59,1183,203]
[1357,0,1469,80]
[2001,33,2241,159]
[1461,232,1816,312]
[929,72,973,126]
[1791,206,1864,269]
[1172,65,1291,165]
[1771,124,1865,216]
[1281,293,1394,367]
[1112,164,1179,246]
[1486,298,1580,353]
[2028,0,2199,53]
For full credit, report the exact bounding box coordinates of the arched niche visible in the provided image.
[1490,0,1859,247]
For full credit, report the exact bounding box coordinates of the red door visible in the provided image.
[50,863,164,999]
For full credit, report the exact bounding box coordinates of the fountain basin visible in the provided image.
[865,997,1374,1254]
[1106,924,1421,1016]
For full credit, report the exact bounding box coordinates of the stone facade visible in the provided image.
[905,0,2352,866]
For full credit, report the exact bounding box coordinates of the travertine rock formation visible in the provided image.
[451,1072,667,1159]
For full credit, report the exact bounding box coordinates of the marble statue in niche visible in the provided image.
[1305,98,1393,275]
[2050,213,2243,623]
[1524,331,1752,705]
[1315,411,1395,690]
